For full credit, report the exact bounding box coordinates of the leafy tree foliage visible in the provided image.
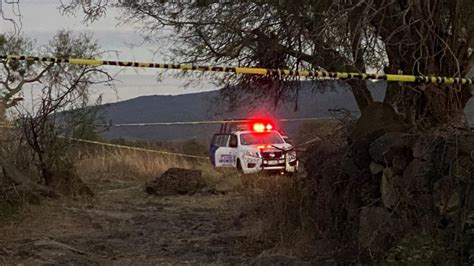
[0,30,111,121]
[3,0,473,126]
[113,0,472,127]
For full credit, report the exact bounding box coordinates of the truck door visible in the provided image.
[209,134,221,166]
[213,134,238,167]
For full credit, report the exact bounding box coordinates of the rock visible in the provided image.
[402,160,432,193]
[412,139,431,160]
[358,207,398,254]
[370,161,384,175]
[457,133,474,156]
[348,103,407,171]
[145,168,205,196]
[369,132,411,165]
[381,168,400,209]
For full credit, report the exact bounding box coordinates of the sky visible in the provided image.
[0,0,216,105]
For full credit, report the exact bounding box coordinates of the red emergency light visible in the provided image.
[253,122,265,132]
[253,122,274,133]
[257,145,273,149]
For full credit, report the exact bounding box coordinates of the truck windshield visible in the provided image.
[240,132,284,145]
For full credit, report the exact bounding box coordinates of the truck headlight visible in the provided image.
[243,151,260,158]
[287,150,297,161]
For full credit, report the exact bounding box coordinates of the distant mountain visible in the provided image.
[98,81,473,141]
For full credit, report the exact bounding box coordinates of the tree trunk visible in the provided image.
[0,101,6,122]
[389,83,471,128]
[347,80,373,111]
[346,3,374,112]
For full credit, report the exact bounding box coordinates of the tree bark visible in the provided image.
[0,101,6,122]
[373,0,472,127]
[347,4,374,111]
[347,80,373,111]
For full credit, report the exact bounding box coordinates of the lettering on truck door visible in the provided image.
[214,134,236,167]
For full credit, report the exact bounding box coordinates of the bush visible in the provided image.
[250,117,473,264]
[247,127,352,257]
[0,124,92,203]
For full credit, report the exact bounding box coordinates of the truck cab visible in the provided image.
[209,120,298,174]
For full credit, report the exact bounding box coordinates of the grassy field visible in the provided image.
[0,120,343,264]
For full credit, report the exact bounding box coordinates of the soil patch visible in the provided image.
[0,176,261,264]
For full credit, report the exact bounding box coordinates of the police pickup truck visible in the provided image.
[209,119,298,174]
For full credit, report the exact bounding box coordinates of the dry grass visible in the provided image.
[76,148,197,181]
[74,147,245,194]
[242,174,316,253]
[239,124,347,258]
[2,132,310,255]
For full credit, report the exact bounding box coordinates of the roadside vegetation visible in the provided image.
[0,30,111,223]
[250,118,473,264]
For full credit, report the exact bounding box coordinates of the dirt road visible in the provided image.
[0,178,264,265]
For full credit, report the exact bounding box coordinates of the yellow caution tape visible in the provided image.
[0,126,208,159]
[0,117,331,128]
[66,137,209,160]
[99,117,331,127]
[1,54,472,85]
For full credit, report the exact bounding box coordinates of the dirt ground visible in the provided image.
[0,176,271,265]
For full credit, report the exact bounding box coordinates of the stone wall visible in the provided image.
[304,103,473,263]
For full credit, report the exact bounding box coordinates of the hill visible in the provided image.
[98,81,473,141]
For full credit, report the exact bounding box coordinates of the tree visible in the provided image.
[4,0,473,126]
[1,30,112,197]
[0,30,111,118]
[63,96,106,141]
[60,0,470,128]
[0,33,41,122]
